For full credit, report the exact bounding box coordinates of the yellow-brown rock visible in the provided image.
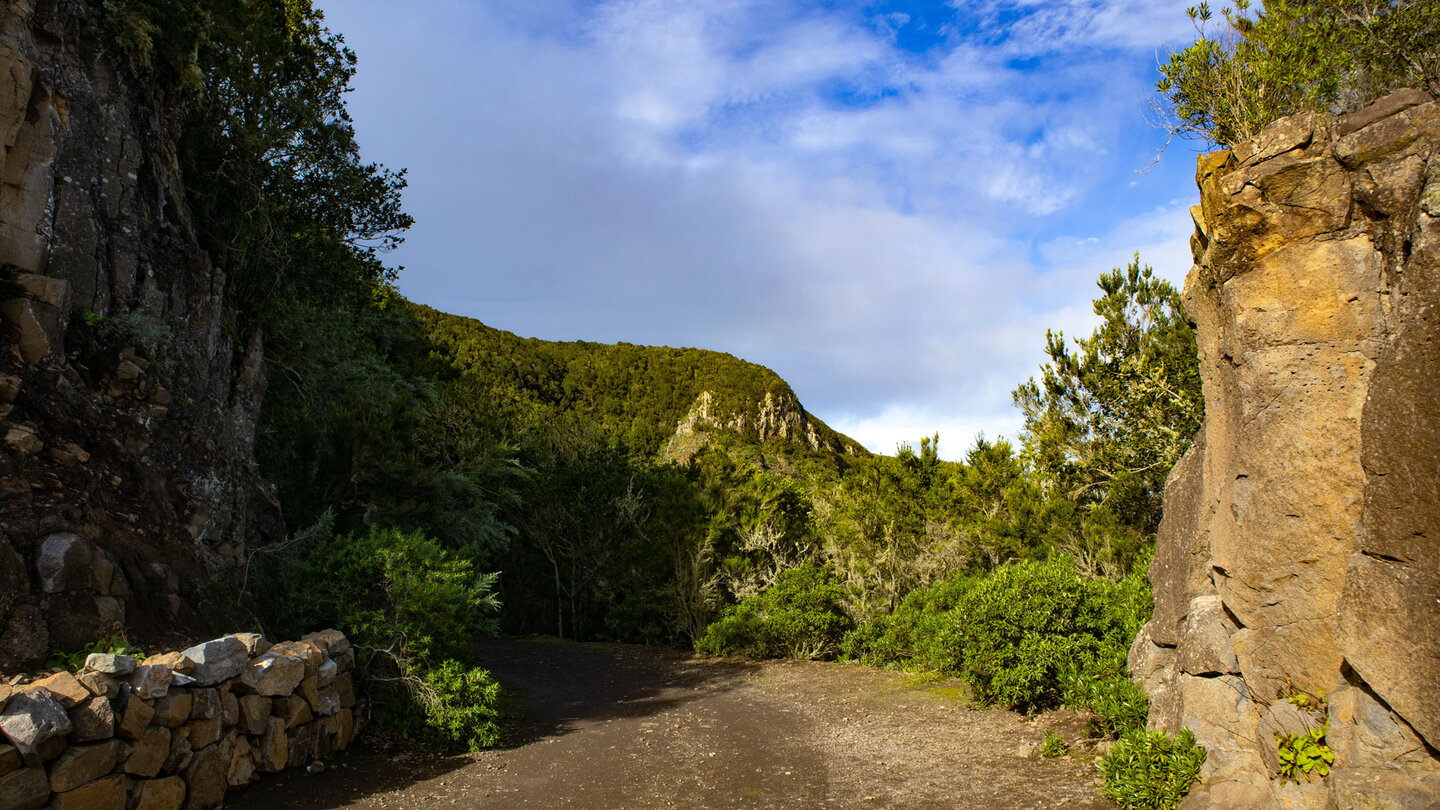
[0,766,49,810]
[149,693,190,729]
[236,695,269,736]
[114,698,153,741]
[265,641,323,676]
[122,726,169,778]
[29,672,88,709]
[258,717,287,773]
[182,743,228,810]
[47,739,120,792]
[133,776,185,810]
[1135,90,1440,809]
[47,773,126,810]
[185,717,222,750]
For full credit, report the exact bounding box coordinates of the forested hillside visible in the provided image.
[411,304,863,459]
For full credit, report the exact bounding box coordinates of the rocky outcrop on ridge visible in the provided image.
[665,389,864,462]
[1131,90,1440,808]
[0,0,284,668]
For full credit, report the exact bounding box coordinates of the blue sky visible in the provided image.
[315,0,1208,460]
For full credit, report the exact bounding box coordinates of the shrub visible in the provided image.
[290,525,505,750]
[1099,728,1207,810]
[949,558,1123,712]
[294,526,499,665]
[696,564,853,660]
[416,660,505,750]
[1062,562,1154,736]
[842,555,1153,732]
[841,574,971,671]
[1066,672,1151,738]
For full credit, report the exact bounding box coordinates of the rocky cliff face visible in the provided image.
[666,389,863,462]
[1131,90,1440,809]
[0,1,283,669]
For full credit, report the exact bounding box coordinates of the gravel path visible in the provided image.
[225,639,1116,809]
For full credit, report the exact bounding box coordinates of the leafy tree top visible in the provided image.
[1156,0,1440,145]
[1012,255,1202,534]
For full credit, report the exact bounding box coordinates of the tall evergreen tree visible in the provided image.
[1012,256,1202,535]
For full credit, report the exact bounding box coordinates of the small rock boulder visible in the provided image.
[0,766,48,810]
[83,653,137,676]
[185,742,230,809]
[301,629,350,656]
[0,689,72,765]
[47,738,121,792]
[31,672,90,708]
[239,652,304,697]
[134,775,186,810]
[67,696,116,742]
[127,665,171,700]
[181,637,249,686]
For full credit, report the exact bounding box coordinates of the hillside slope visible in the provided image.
[413,304,866,461]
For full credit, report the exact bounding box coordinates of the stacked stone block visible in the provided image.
[0,629,360,810]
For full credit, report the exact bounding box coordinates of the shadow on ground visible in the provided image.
[223,637,750,808]
[476,637,759,747]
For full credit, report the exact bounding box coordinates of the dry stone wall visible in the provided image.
[0,630,361,810]
[1131,90,1440,809]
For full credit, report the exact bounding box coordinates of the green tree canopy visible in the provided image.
[1012,256,1202,534]
[1157,0,1440,145]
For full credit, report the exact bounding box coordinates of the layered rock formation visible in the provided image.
[1132,90,1440,808]
[0,1,283,668]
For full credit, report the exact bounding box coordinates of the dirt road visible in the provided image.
[226,639,1115,809]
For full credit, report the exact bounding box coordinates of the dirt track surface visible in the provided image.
[226,639,1115,809]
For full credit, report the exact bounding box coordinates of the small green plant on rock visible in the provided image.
[1277,720,1334,782]
[1275,687,1333,782]
[47,636,145,672]
[1098,727,1206,810]
[114,312,171,350]
[1041,729,1069,758]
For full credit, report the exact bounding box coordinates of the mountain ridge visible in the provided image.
[410,302,867,461]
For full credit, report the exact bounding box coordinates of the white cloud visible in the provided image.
[950,0,1195,54]
[317,0,1206,461]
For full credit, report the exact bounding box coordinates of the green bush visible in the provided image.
[418,660,505,750]
[841,574,971,670]
[696,564,853,660]
[294,525,499,664]
[290,525,505,750]
[841,555,1153,733]
[1066,672,1151,738]
[1099,728,1207,810]
[949,558,1122,712]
